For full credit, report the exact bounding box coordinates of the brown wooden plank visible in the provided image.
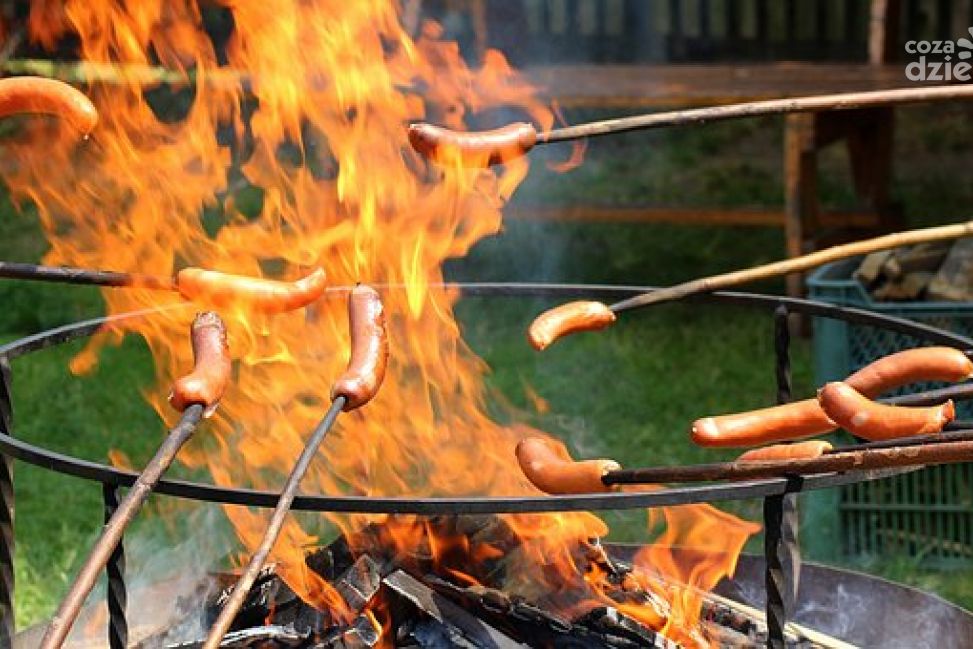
[525,63,935,108]
[506,205,881,229]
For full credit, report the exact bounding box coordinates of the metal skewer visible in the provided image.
[40,312,230,649]
[535,85,973,145]
[0,260,175,290]
[203,285,388,648]
[601,437,973,486]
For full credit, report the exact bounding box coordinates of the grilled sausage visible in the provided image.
[176,267,327,314]
[527,301,615,351]
[737,440,834,463]
[692,399,835,448]
[408,122,537,166]
[515,437,620,494]
[0,76,98,134]
[844,347,973,398]
[169,312,231,413]
[692,346,972,448]
[818,381,955,441]
[331,285,389,411]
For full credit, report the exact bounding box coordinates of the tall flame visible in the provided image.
[3,2,756,644]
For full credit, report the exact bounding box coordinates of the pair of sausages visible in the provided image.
[408,122,537,167]
[0,76,98,134]
[169,286,389,415]
[176,267,328,315]
[692,347,971,447]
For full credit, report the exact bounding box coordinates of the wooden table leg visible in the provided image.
[784,113,819,299]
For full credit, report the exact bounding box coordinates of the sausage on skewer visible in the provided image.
[527,301,616,351]
[408,122,537,166]
[515,437,619,494]
[0,76,98,133]
[818,381,955,441]
[692,347,972,447]
[737,440,833,463]
[169,312,232,414]
[176,267,327,314]
[331,285,389,411]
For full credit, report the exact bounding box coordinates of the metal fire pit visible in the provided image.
[2,282,973,648]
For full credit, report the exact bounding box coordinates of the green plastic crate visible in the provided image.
[804,257,973,567]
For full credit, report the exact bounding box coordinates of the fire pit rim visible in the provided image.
[0,281,966,514]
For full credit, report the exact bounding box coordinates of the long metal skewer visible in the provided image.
[0,260,175,290]
[608,220,973,314]
[40,404,205,649]
[40,311,231,649]
[201,396,346,649]
[203,284,388,648]
[602,438,973,486]
[536,85,973,145]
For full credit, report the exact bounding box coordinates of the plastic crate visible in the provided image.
[804,257,973,567]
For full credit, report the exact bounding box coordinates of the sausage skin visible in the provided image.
[0,76,98,134]
[692,346,972,448]
[845,347,973,398]
[169,312,231,413]
[408,122,537,167]
[818,381,955,441]
[331,285,389,411]
[176,267,327,314]
[528,301,616,351]
[737,440,834,463]
[515,437,620,494]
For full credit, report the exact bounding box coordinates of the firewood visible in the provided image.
[928,238,973,302]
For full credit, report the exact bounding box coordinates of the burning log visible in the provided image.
[0,262,328,314]
[39,312,230,649]
[409,84,973,167]
[528,221,973,349]
[202,285,388,649]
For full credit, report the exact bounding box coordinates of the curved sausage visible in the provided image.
[527,301,615,351]
[331,285,389,411]
[176,267,327,314]
[845,347,973,398]
[737,440,833,463]
[692,346,972,448]
[0,76,98,134]
[169,312,231,413]
[692,399,835,448]
[818,381,955,441]
[515,437,620,494]
[408,122,537,167]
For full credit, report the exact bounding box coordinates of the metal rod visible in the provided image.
[0,358,13,649]
[603,439,973,486]
[39,404,204,649]
[102,485,128,649]
[608,220,973,313]
[538,84,973,145]
[0,261,175,291]
[202,396,347,649]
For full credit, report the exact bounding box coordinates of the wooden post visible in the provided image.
[869,0,901,65]
[784,114,818,298]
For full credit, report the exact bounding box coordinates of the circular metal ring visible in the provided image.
[0,282,966,513]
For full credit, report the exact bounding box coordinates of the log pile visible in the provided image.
[854,240,973,302]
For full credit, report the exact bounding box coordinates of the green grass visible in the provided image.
[2,102,973,628]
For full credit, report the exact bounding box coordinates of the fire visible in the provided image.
[3,1,757,645]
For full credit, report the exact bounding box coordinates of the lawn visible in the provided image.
[3,102,973,628]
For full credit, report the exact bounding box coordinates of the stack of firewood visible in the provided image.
[855,239,973,302]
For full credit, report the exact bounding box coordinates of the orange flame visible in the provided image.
[3,2,756,644]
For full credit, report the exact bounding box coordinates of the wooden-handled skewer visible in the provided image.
[518,432,973,494]
[0,261,329,314]
[528,219,973,350]
[202,285,389,648]
[409,85,973,166]
[40,312,231,649]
